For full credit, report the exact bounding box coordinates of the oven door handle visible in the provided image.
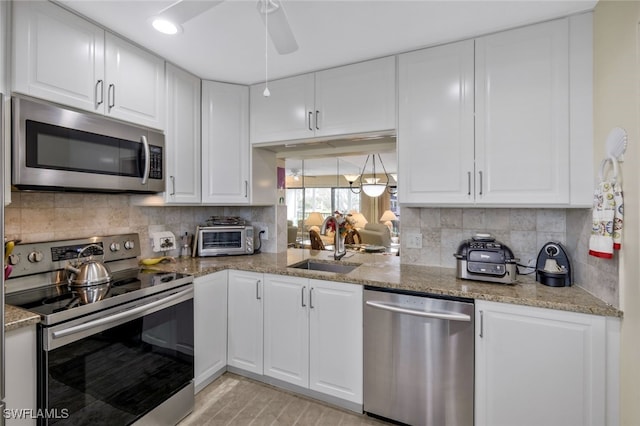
[51,288,192,342]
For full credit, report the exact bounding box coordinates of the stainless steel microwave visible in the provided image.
[196,225,254,257]
[12,95,164,193]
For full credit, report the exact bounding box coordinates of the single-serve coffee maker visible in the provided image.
[536,242,572,287]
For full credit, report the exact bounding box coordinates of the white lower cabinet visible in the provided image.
[475,300,611,426]
[263,274,309,387]
[194,272,227,393]
[227,270,264,375]
[308,279,362,403]
[263,274,363,404]
[6,325,37,426]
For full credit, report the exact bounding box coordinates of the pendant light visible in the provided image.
[344,154,395,198]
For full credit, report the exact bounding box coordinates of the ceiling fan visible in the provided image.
[150,0,299,55]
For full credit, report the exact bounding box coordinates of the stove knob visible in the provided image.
[124,240,135,250]
[7,254,20,266]
[27,251,43,263]
[110,242,121,252]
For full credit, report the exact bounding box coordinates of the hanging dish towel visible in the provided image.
[589,159,624,258]
[612,181,624,249]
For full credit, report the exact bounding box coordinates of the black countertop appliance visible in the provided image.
[454,234,518,284]
[536,242,572,287]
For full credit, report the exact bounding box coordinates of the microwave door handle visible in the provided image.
[141,135,150,185]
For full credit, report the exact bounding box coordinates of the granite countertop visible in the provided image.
[5,248,622,331]
[5,304,40,332]
[158,248,622,318]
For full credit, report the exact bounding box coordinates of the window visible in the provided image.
[334,188,360,214]
[286,187,361,227]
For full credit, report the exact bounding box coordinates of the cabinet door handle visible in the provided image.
[301,286,306,307]
[244,180,248,198]
[308,111,313,131]
[478,171,483,196]
[256,280,262,300]
[95,80,104,107]
[315,110,320,130]
[479,310,484,338]
[309,287,314,309]
[467,171,471,196]
[170,176,176,196]
[108,84,116,110]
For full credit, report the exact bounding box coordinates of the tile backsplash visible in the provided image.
[4,192,281,258]
[400,207,619,307]
[6,195,618,308]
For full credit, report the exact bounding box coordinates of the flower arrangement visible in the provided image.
[339,214,356,238]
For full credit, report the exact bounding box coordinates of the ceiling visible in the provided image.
[57,0,597,86]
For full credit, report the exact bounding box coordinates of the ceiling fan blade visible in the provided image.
[156,0,224,25]
[257,0,299,55]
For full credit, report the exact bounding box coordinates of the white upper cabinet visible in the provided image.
[13,1,165,130]
[201,80,250,204]
[399,16,590,207]
[13,0,104,112]
[475,19,569,205]
[165,64,201,204]
[398,39,475,205]
[313,57,396,138]
[250,73,315,144]
[250,56,396,144]
[104,33,165,129]
[1,0,9,96]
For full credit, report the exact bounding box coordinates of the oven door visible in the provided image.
[39,286,194,426]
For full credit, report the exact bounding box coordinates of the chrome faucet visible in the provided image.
[321,215,347,260]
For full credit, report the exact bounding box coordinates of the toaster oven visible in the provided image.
[454,234,518,284]
[195,225,254,257]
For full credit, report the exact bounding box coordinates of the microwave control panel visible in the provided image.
[149,145,163,180]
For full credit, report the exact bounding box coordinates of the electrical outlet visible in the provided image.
[406,233,423,249]
[150,231,176,253]
[254,222,268,240]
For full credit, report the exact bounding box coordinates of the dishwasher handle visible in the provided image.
[365,300,471,322]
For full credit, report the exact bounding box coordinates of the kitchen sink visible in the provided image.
[288,259,361,274]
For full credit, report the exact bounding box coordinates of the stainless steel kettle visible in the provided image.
[65,244,112,286]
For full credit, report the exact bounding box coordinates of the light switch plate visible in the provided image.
[406,233,423,249]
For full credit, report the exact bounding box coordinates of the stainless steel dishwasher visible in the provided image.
[363,287,474,426]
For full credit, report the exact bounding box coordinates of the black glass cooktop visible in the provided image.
[6,268,192,325]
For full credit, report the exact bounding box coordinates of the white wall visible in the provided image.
[594,1,640,424]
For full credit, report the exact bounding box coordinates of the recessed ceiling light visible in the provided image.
[151,17,182,35]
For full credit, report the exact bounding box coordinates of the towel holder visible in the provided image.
[599,156,620,183]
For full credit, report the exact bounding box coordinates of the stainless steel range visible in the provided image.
[5,234,194,426]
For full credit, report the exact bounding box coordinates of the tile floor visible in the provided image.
[179,373,391,426]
